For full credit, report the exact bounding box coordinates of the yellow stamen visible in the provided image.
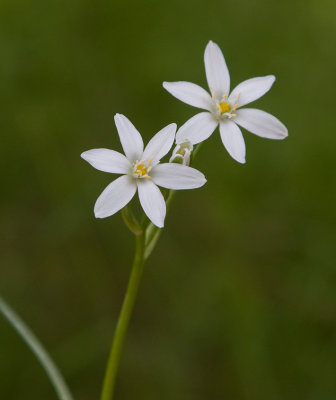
[218,101,231,114]
[134,159,152,179]
[135,164,146,176]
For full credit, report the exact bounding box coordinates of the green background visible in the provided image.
[1,0,335,399]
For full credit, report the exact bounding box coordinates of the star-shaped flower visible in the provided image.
[163,41,288,164]
[81,114,206,228]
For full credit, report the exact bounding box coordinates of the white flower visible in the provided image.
[81,114,206,228]
[163,41,288,164]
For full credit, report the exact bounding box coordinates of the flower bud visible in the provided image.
[169,140,193,166]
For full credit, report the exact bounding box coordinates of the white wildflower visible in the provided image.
[81,114,206,228]
[163,41,288,164]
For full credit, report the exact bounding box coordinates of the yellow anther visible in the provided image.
[135,163,147,176]
[218,101,231,114]
[134,159,152,179]
[211,91,215,100]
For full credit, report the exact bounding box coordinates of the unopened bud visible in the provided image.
[169,140,193,166]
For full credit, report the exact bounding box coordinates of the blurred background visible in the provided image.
[1,0,336,399]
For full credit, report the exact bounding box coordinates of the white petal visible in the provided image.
[234,108,288,139]
[114,114,144,162]
[162,81,212,110]
[137,179,166,228]
[228,75,275,108]
[204,40,230,97]
[219,120,246,164]
[81,149,131,174]
[94,175,136,218]
[142,123,176,165]
[151,163,207,190]
[176,112,218,145]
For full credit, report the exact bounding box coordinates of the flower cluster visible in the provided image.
[82,41,288,227]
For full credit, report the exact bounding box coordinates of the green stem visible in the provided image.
[101,143,204,399]
[0,296,74,400]
[100,232,146,400]
[121,206,142,235]
[191,142,203,161]
[144,189,176,259]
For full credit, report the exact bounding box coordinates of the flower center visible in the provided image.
[211,91,241,120]
[133,157,152,179]
[218,101,231,114]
